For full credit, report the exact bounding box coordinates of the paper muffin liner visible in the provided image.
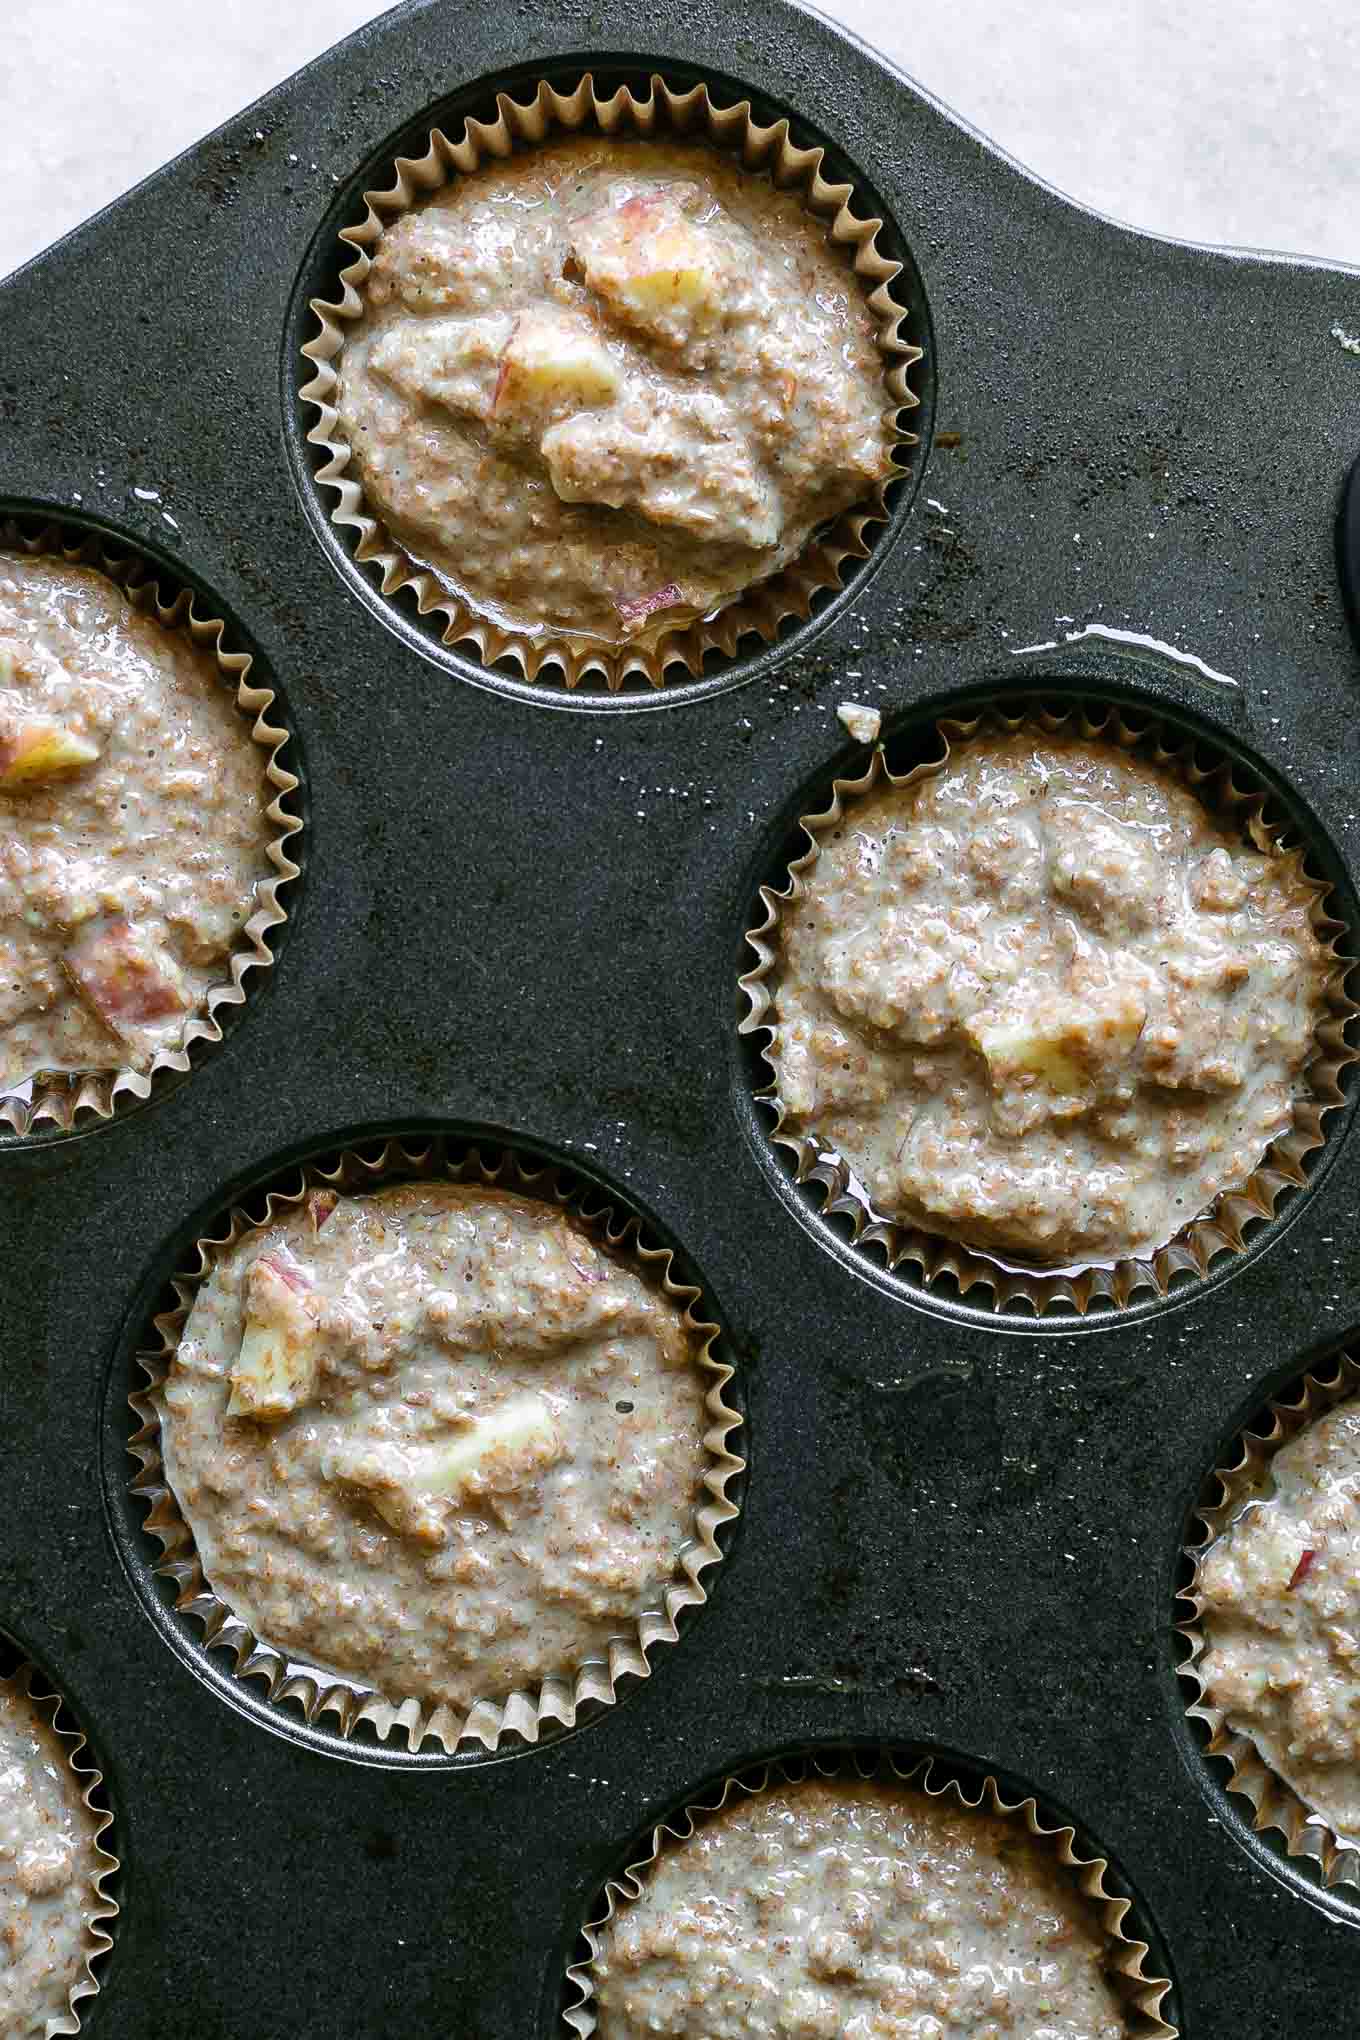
[564,1746,1177,2037]
[0,1654,119,2037]
[301,71,921,693]
[0,516,302,1139]
[1179,1345,1360,1892]
[127,1136,744,1755]
[740,697,1358,1316]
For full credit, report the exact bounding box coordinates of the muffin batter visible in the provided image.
[158,1183,713,1711]
[0,556,273,1093]
[767,729,1328,1266]
[591,1778,1130,2038]
[0,1677,104,2040]
[336,136,895,649]
[1198,1396,1360,1838]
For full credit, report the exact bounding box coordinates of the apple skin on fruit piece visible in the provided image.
[322,1392,565,1544]
[570,194,729,347]
[226,1254,321,1420]
[492,311,622,420]
[614,582,685,634]
[63,916,189,1039]
[0,716,101,788]
[305,1189,339,1234]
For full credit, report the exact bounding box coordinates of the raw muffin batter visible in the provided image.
[158,1183,713,1711]
[1197,1397,1360,1838]
[0,1676,103,2039]
[0,556,273,1093]
[336,136,895,649]
[767,728,1328,1266]
[591,1778,1130,2038]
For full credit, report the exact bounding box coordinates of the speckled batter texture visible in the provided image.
[1198,1396,1360,1838]
[767,729,1328,1267]
[591,1778,1129,2038]
[336,135,894,650]
[158,1183,712,1711]
[0,1679,103,2040]
[0,556,273,1093]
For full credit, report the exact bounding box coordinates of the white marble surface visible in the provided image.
[0,0,1357,279]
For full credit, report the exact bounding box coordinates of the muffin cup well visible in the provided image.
[0,518,302,1139]
[301,71,921,693]
[0,1658,119,2037]
[1179,1347,1360,1893]
[127,1136,744,1756]
[564,1747,1177,2037]
[739,698,1358,1316]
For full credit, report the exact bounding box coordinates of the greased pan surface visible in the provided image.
[2,0,1360,2033]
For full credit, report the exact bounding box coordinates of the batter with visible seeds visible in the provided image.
[0,1677,104,2039]
[591,1778,1131,2038]
[336,136,895,650]
[766,728,1329,1266]
[0,556,273,1094]
[1198,1396,1360,1838]
[157,1183,715,1711]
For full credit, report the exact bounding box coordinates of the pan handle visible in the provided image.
[1340,452,1360,657]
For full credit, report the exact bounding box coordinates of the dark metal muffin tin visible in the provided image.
[3,0,1359,2031]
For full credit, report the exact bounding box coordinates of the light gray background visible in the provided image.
[1,0,1357,281]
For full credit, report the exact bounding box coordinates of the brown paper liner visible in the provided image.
[1179,1347,1360,1892]
[0,1657,119,2036]
[300,72,921,693]
[0,517,302,1139]
[565,1748,1177,2037]
[127,1136,744,1756]
[740,698,1357,1316]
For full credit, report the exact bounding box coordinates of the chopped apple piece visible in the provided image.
[967,980,1146,1097]
[0,717,101,788]
[323,1393,564,1544]
[226,1254,321,1419]
[967,1012,1089,1095]
[492,311,621,419]
[837,702,881,744]
[426,1393,563,1490]
[570,195,729,347]
[63,917,189,1040]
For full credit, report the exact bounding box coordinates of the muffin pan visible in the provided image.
[3,0,1360,2031]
